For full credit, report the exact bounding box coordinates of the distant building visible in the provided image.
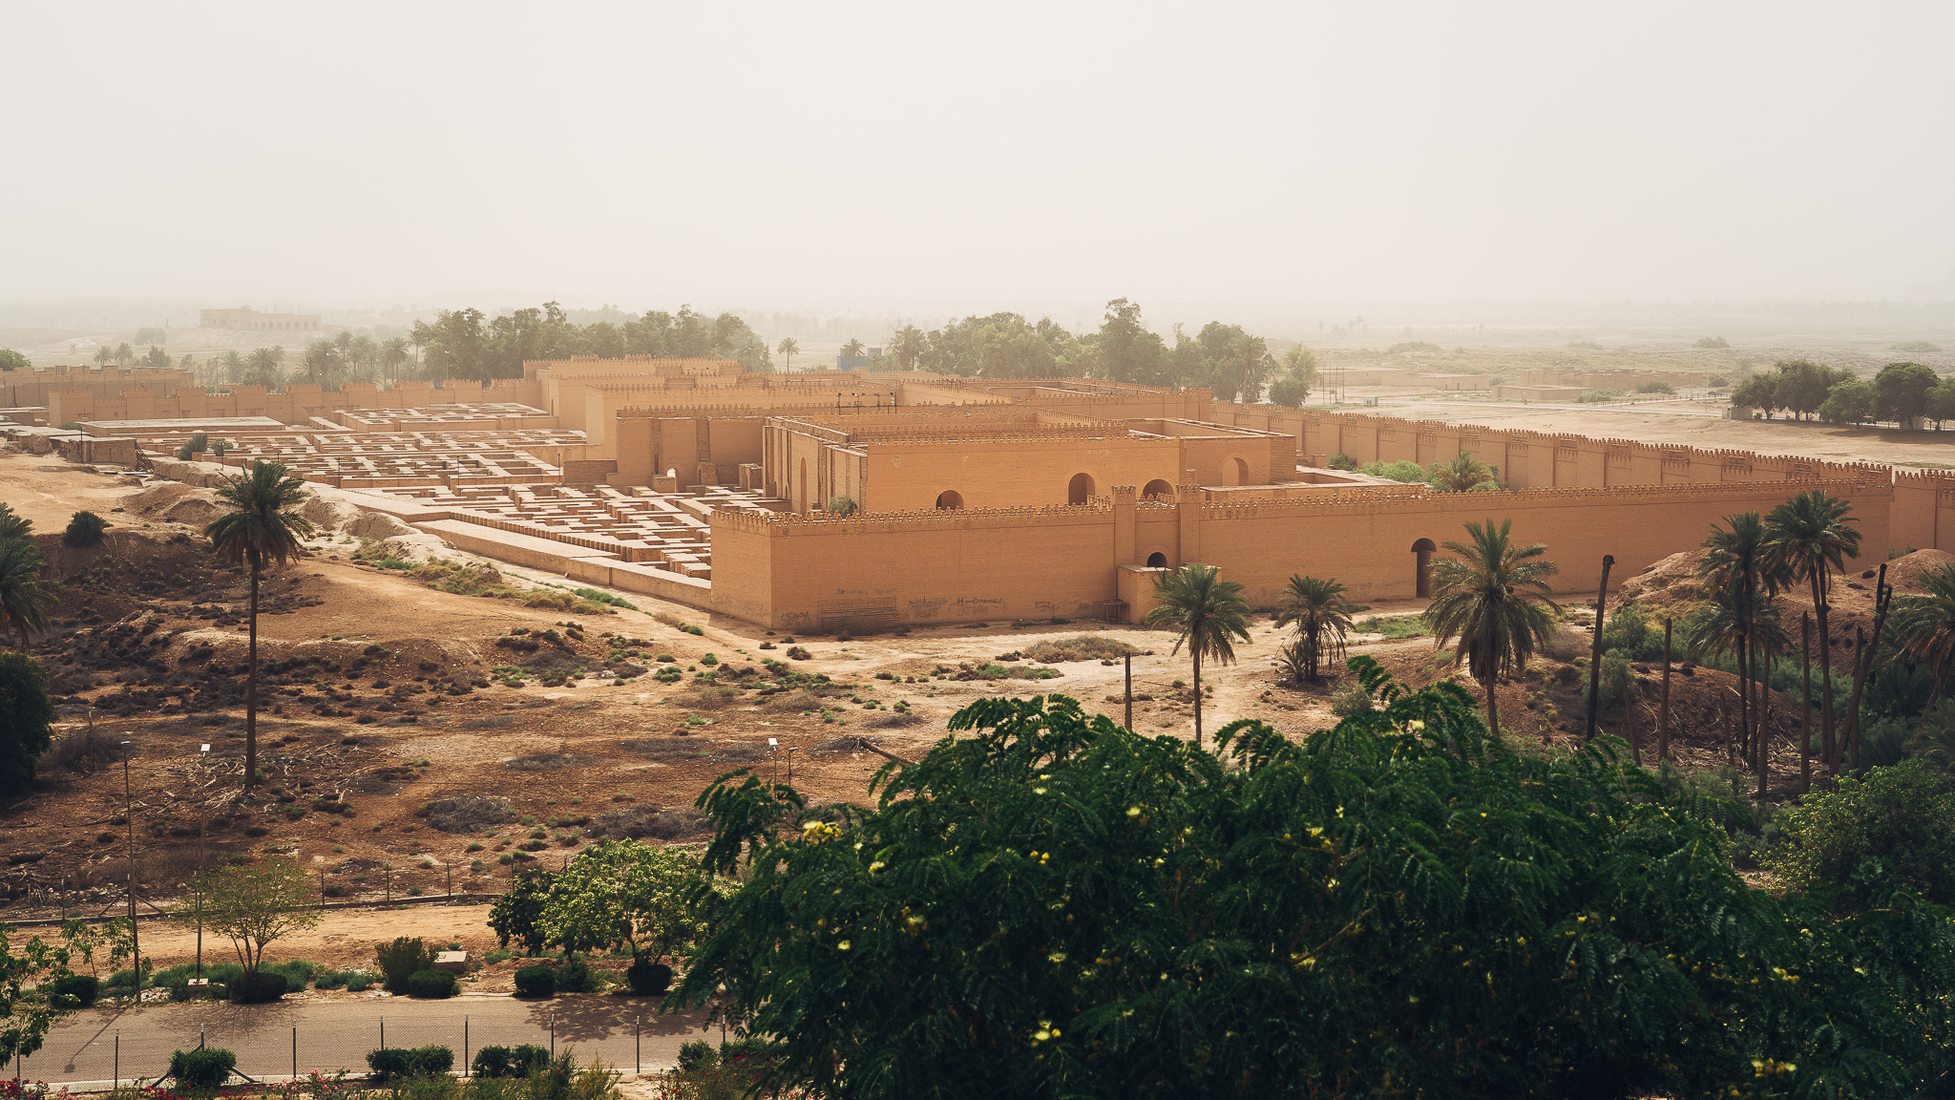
[199,307,320,333]
[837,347,881,370]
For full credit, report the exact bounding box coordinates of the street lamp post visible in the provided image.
[120,742,140,1003]
[196,743,210,978]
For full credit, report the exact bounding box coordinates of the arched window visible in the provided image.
[936,490,964,510]
[1146,551,1168,568]
[1412,537,1437,598]
[1142,479,1174,500]
[1067,472,1096,505]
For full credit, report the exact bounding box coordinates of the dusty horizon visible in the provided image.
[4,1,1952,308]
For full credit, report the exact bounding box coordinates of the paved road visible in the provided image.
[19,994,716,1087]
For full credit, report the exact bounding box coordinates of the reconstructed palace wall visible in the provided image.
[708,478,1895,631]
[45,379,544,426]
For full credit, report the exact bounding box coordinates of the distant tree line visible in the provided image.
[1732,359,1955,428]
[847,299,1317,405]
[409,302,772,382]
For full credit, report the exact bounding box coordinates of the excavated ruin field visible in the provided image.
[0,450,1855,941]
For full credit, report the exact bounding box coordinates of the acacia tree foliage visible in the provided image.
[2,919,129,1064]
[411,302,774,382]
[676,671,1955,1099]
[536,841,706,964]
[187,856,322,975]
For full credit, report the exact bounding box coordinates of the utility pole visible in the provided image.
[1657,620,1673,764]
[121,743,140,1003]
[1123,654,1133,730]
[1583,555,1614,742]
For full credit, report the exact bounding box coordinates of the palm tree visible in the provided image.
[93,345,113,367]
[1764,491,1861,766]
[1892,563,1955,702]
[246,347,284,388]
[1429,453,1497,493]
[113,342,134,367]
[0,503,30,542]
[1273,575,1356,682]
[1145,563,1252,748]
[1700,512,1789,761]
[776,337,798,373]
[0,538,54,645]
[206,461,315,789]
[840,338,867,364]
[1426,519,1561,738]
[381,337,410,383]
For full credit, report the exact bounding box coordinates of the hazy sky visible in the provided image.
[4,0,1953,310]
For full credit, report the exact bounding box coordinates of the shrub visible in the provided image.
[1764,759,1955,911]
[262,959,317,989]
[513,965,557,999]
[1327,453,1358,471]
[471,1044,550,1079]
[228,970,289,1004]
[1329,680,1374,717]
[554,957,601,993]
[676,1040,717,1072]
[626,958,672,996]
[169,1047,237,1091]
[405,968,457,999]
[62,511,108,548]
[367,1045,454,1082]
[48,973,99,1008]
[375,936,434,993]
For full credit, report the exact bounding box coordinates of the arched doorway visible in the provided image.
[1230,457,1251,485]
[1142,479,1174,500]
[936,490,964,510]
[1412,538,1437,597]
[1146,551,1168,568]
[1067,472,1096,505]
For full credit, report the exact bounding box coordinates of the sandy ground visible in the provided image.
[1368,392,1955,468]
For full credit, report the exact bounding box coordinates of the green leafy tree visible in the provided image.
[0,538,53,645]
[0,349,26,372]
[0,652,56,795]
[1095,298,1169,386]
[1272,575,1355,681]
[184,855,322,975]
[887,325,927,371]
[141,345,170,370]
[1872,361,1940,424]
[677,680,1955,1099]
[1928,378,1955,429]
[1145,563,1251,746]
[1730,373,1777,415]
[2,919,127,1065]
[1428,452,1498,492]
[1818,378,1875,424]
[1773,359,1849,420]
[206,461,314,788]
[1426,518,1560,737]
[537,840,706,966]
[1764,760,1955,911]
[488,868,556,955]
[1766,491,1862,764]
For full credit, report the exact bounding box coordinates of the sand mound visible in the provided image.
[348,511,414,540]
[1883,548,1955,593]
[1616,550,1708,611]
[128,482,224,527]
[301,495,363,533]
